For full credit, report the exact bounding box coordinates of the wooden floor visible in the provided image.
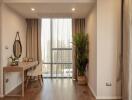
[1,79,95,100]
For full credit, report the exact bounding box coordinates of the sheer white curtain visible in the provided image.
[52,19,72,63]
[41,19,51,63]
[52,19,72,49]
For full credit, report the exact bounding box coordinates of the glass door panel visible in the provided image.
[52,50,72,63]
[52,64,72,78]
[41,19,51,63]
[41,18,72,78]
[42,64,51,77]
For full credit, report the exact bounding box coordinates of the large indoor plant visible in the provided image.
[73,32,88,85]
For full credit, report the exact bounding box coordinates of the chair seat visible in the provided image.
[27,70,43,76]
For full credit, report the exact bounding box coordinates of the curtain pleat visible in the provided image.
[26,19,42,62]
[72,19,85,80]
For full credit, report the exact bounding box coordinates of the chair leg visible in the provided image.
[38,76,42,87]
[26,76,30,88]
[41,75,43,82]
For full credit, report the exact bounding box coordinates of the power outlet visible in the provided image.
[106,82,112,86]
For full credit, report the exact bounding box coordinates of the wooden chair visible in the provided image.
[26,63,43,88]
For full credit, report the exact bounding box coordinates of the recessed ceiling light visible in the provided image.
[31,8,35,11]
[72,8,76,12]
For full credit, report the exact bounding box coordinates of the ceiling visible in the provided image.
[3,0,96,18]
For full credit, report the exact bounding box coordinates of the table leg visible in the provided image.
[3,71,5,96]
[22,71,24,96]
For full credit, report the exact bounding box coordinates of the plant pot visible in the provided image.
[77,75,87,85]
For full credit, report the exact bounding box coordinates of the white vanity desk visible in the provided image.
[3,61,38,97]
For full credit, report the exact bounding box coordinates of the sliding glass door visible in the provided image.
[41,18,72,78]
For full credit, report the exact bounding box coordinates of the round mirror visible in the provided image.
[13,40,22,58]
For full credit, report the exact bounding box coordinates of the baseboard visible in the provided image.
[96,96,122,100]
[88,83,97,98]
[88,83,122,100]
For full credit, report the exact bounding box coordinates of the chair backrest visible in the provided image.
[33,62,42,75]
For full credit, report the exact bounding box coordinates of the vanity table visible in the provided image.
[3,61,38,97]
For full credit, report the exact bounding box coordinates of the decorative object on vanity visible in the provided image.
[73,32,89,85]
[23,57,33,62]
[8,56,18,66]
[28,58,33,62]
[13,32,22,59]
[23,57,28,62]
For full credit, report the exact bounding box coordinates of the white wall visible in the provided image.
[0,4,26,96]
[97,0,121,99]
[86,0,121,99]
[85,5,97,96]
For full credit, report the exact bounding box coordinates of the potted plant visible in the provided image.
[73,32,88,85]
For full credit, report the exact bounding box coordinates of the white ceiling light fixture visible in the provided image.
[72,8,76,12]
[31,8,35,11]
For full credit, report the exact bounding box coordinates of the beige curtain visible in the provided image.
[26,19,42,62]
[72,19,85,80]
[122,0,132,100]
